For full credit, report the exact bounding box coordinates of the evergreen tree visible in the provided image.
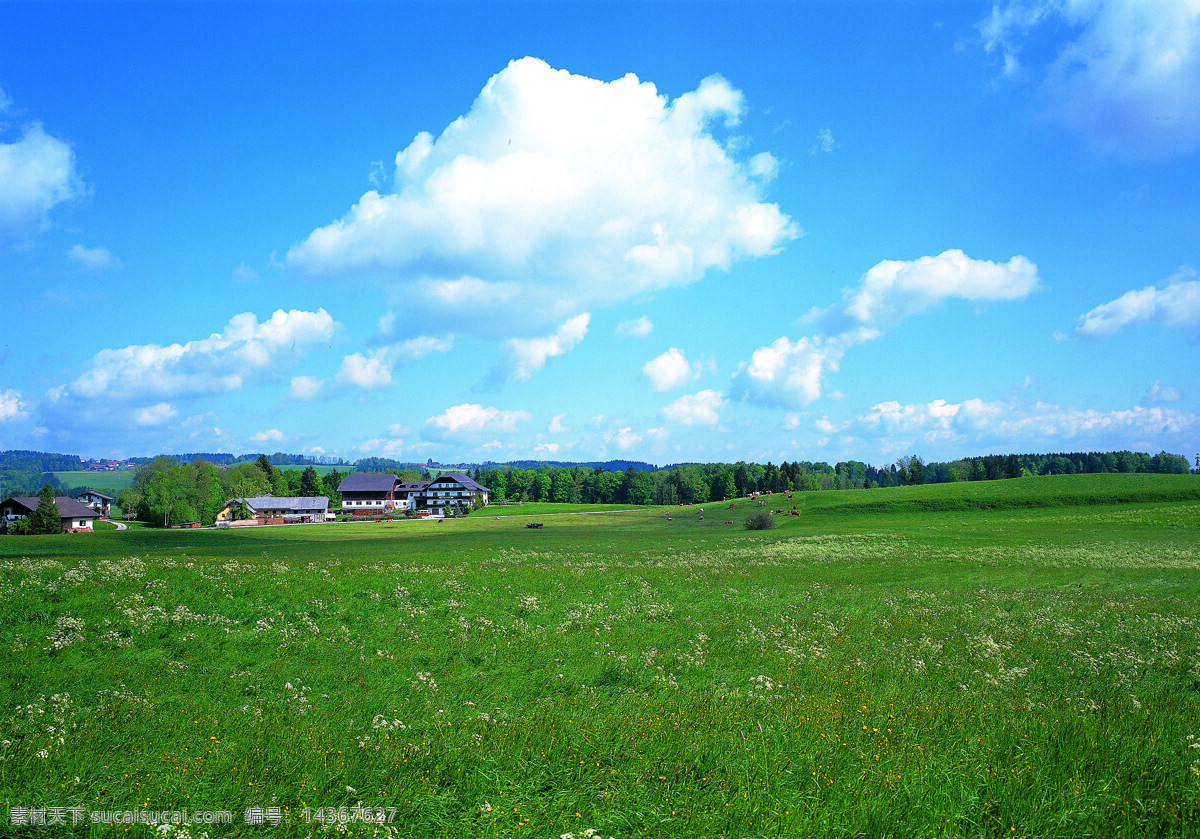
[300,466,321,496]
[32,483,61,534]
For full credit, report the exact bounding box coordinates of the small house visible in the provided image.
[0,496,100,533]
[76,489,114,518]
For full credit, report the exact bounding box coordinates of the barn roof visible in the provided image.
[336,473,400,492]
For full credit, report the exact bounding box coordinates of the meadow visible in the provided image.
[2,474,1199,838]
[50,473,134,496]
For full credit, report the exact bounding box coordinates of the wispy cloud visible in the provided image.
[423,403,532,439]
[504,313,589,381]
[811,127,838,154]
[616,315,653,337]
[68,244,118,271]
[979,0,1200,158]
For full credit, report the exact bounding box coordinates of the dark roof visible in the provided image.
[2,496,99,519]
[430,472,490,492]
[79,490,114,501]
[337,473,400,492]
[396,481,429,493]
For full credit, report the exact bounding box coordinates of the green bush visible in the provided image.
[744,509,775,530]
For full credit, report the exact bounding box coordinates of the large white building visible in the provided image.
[336,472,489,515]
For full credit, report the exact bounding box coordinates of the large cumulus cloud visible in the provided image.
[287,58,798,333]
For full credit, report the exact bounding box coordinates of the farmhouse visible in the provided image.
[215,496,330,525]
[336,472,490,515]
[337,473,405,514]
[419,472,490,514]
[0,496,100,533]
[76,489,113,517]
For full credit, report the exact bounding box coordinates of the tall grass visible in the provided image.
[1,475,1198,837]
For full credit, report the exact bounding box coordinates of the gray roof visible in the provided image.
[234,496,329,512]
[430,472,489,492]
[337,473,400,492]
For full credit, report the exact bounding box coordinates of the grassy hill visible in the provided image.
[2,473,1197,837]
[51,469,134,494]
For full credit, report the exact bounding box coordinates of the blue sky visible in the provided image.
[1,1,1198,466]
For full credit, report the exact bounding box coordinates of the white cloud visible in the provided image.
[1072,269,1200,336]
[616,315,654,337]
[642,347,696,391]
[337,349,394,389]
[289,375,325,400]
[251,428,286,444]
[1146,379,1182,404]
[68,244,117,271]
[732,333,860,408]
[287,57,798,331]
[548,413,569,434]
[58,308,337,402]
[661,389,726,426]
[859,399,962,434]
[134,402,177,427]
[423,403,532,439]
[355,437,407,457]
[0,122,85,242]
[843,249,1041,329]
[335,334,454,390]
[506,313,589,381]
[533,442,560,456]
[0,388,29,422]
[815,416,848,434]
[979,0,1200,158]
[736,251,1037,409]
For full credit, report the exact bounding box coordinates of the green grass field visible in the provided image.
[51,471,134,495]
[2,474,1199,838]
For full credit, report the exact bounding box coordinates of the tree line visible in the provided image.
[472,448,1196,504]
